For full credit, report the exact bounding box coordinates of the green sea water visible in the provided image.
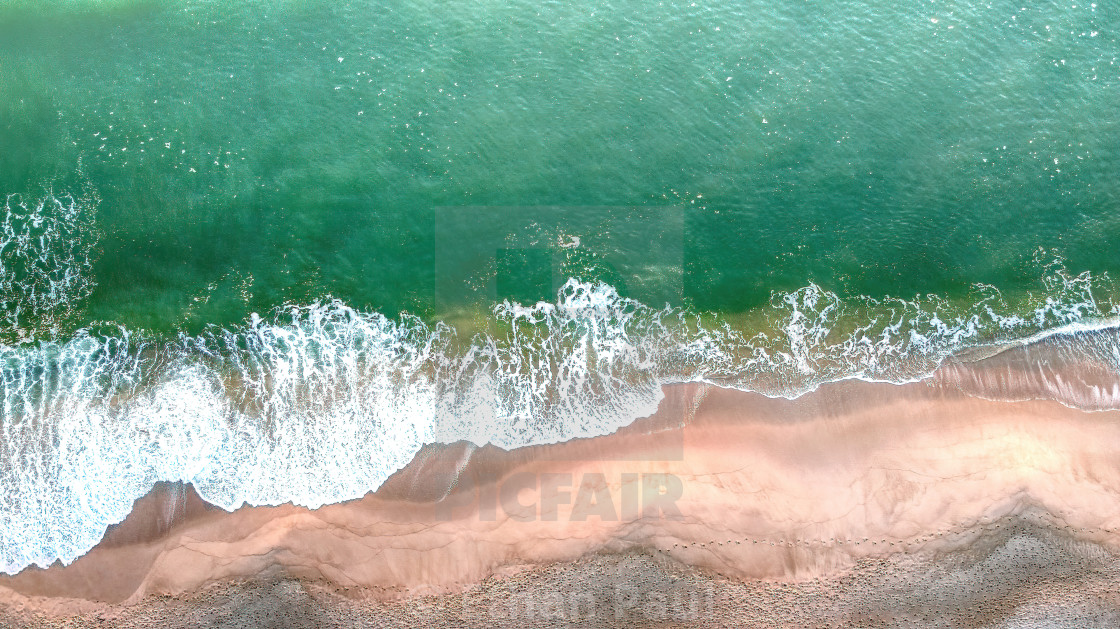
[3,0,1118,339]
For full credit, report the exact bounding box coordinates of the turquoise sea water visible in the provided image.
[1,0,1119,572]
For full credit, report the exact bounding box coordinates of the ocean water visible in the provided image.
[1,0,1119,572]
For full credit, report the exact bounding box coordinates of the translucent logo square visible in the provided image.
[432,205,688,467]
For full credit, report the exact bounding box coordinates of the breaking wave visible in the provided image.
[1,234,1119,572]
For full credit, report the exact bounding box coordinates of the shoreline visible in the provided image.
[4,340,1120,623]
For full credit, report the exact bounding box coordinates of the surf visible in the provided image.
[1,257,1119,573]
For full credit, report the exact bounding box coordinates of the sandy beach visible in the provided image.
[3,338,1120,627]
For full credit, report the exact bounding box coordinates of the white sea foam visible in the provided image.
[1,254,1119,573]
[0,191,100,342]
